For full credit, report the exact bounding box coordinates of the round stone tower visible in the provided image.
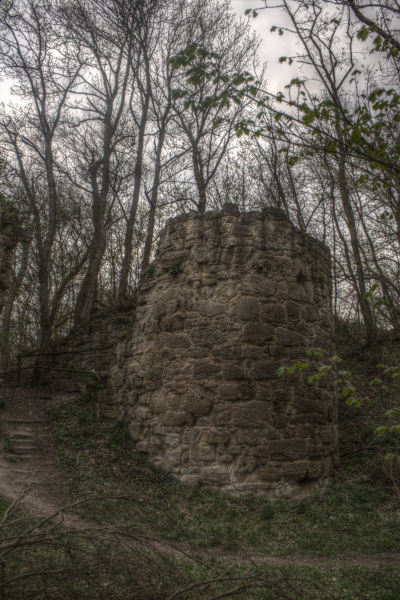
[129,204,338,497]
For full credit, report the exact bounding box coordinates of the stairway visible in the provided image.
[0,385,83,508]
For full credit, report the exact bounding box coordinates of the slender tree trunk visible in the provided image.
[74,158,109,323]
[191,139,207,213]
[338,151,378,356]
[0,239,31,366]
[141,203,156,273]
[141,106,170,272]
[118,51,151,309]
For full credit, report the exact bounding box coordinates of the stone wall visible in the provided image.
[55,204,338,497]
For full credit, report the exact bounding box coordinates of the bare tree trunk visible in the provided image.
[118,47,151,309]
[0,239,31,366]
[141,101,170,272]
[191,139,207,213]
[141,203,156,273]
[338,152,378,356]
[74,155,110,323]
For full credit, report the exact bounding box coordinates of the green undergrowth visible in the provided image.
[335,322,400,487]
[49,397,400,560]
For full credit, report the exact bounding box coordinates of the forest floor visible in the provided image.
[1,323,400,598]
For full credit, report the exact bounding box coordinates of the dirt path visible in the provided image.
[1,374,400,570]
[0,372,84,520]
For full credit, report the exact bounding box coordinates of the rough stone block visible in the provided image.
[165,433,181,448]
[296,424,315,438]
[252,445,270,458]
[242,323,274,344]
[163,448,182,471]
[193,246,208,263]
[166,334,191,348]
[273,415,288,429]
[207,430,231,445]
[193,362,221,379]
[307,460,323,479]
[235,454,258,474]
[319,427,334,444]
[219,382,241,398]
[253,361,281,380]
[171,316,184,330]
[276,328,306,347]
[260,304,287,323]
[235,429,262,446]
[182,429,204,445]
[212,346,235,360]
[199,466,230,485]
[160,411,188,427]
[308,443,324,459]
[199,301,226,317]
[232,401,270,428]
[182,387,213,415]
[212,404,233,426]
[274,390,293,403]
[294,396,315,412]
[241,275,275,297]
[237,298,259,321]
[288,282,313,303]
[192,327,226,347]
[258,462,283,481]
[193,445,216,462]
[269,439,308,461]
[240,381,257,400]
[222,364,246,380]
[303,305,319,322]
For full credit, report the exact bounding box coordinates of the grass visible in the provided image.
[0,490,399,600]
[48,397,400,558]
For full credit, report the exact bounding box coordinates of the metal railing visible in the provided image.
[16,344,113,387]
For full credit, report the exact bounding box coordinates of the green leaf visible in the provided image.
[232,75,245,86]
[302,112,315,126]
[351,126,362,142]
[276,367,286,377]
[357,25,370,41]
[171,89,189,100]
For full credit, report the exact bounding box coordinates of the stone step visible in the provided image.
[12,469,48,474]
[14,480,60,486]
[10,433,34,439]
[4,454,33,460]
[11,445,36,453]
[12,440,36,448]
[2,418,46,424]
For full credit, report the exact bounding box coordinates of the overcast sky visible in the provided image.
[0,0,375,104]
[233,0,301,92]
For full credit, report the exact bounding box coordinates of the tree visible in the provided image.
[59,0,161,322]
[0,0,82,382]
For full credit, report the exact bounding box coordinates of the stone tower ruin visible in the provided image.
[126,204,338,497]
